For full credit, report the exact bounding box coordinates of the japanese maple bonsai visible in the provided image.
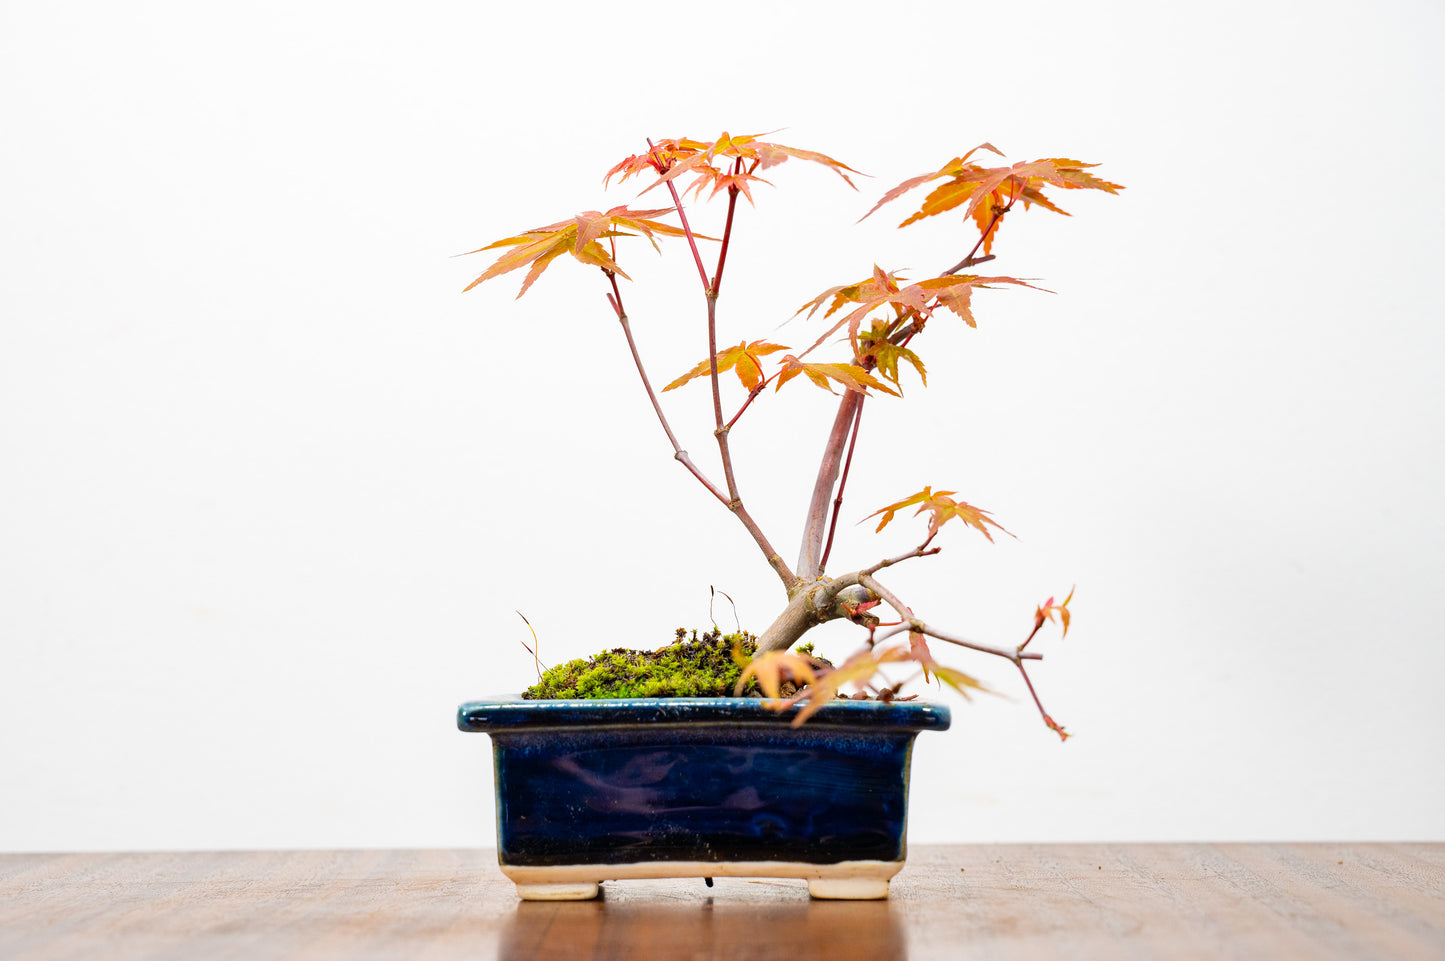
[462,132,1119,734]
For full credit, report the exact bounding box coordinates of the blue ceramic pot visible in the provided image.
[457,696,950,900]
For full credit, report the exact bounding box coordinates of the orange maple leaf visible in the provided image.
[663,340,791,393]
[906,631,992,700]
[784,647,910,726]
[461,206,704,298]
[1034,586,1075,639]
[866,486,1012,543]
[735,650,820,700]
[857,320,926,389]
[862,146,1122,254]
[917,274,1050,328]
[774,355,900,397]
[605,132,862,204]
[795,266,1043,356]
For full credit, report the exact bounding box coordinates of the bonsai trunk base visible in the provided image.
[504,858,899,901]
[457,696,950,901]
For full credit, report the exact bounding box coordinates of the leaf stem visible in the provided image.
[726,382,766,430]
[942,177,1018,275]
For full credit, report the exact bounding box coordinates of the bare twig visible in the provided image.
[871,620,1043,663]
[860,545,943,576]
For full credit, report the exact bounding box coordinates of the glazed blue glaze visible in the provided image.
[458,697,951,868]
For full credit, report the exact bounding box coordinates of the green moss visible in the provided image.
[523,628,762,699]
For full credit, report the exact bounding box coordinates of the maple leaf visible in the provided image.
[856,143,1005,223]
[785,647,910,726]
[859,320,927,390]
[794,266,1043,357]
[663,340,791,393]
[793,266,934,355]
[931,664,992,700]
[461,206,703,298]
[906,631,992,700]
[862,146,1122,254]
[605,132,862,204]
[866,486,1012,542]
[916,274,1050,328]
[774,355,900,397]
[796,265,923,323]
[735,650,820,700]
[1034,586,1074,639]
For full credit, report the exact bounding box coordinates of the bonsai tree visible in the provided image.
[463,133,1120,736]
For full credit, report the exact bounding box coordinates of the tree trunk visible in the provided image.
[754,577,877,652]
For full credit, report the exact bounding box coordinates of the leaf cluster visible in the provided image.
[461,206,701,298]
[604,131,861,205]
[862,142,1124,254]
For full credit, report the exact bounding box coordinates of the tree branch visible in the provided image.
[861,545,943,576]
[652,157,797,591]
[711,159,743,295]
[796,391,863,580]
[650,140,711,293]
[605,275,730,506]
[911,621,1044,662]
[857,572,910,623]
[818,397,865,573]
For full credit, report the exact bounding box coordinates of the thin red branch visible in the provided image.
[942,176,1018,276]
[650,139,712,294]
[711,158,743,295]
[645,154,795,590]
[1018,619,1046,653]
[604,270,729,505]
[1014,660,1068,740]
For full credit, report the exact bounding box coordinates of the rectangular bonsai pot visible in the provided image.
[457,696,950,900]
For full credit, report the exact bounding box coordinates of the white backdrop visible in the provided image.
[3,0,1442,852]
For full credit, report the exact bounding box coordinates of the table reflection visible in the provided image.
[499,883,907,960]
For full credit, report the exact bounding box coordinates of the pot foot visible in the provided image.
[808,877,891,900]
[514,881,600,901]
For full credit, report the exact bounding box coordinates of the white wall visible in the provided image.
[2,0,1441,851]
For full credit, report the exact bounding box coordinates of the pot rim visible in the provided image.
[457,695,951,733]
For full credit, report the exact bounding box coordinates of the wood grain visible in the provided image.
[1,845,1441,960]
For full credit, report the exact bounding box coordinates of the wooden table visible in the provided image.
[2,844,1441,960]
